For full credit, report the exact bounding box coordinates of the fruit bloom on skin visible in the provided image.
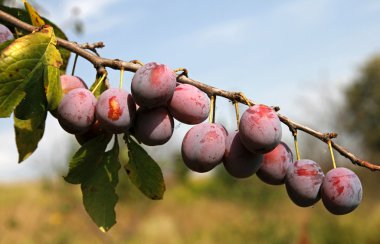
[131,62,176,108]
[256,141,293,185]
[182,123,227,173]
[223,130,263,178]
[60,75,88,94]
[285,159,324,207]
[168,83,210,124]
[239,104,282,154]
[134,107,174,146]
[321,167,362,215]
[57,88,97,134]
[96,88,136,134]
[0,24,13,44]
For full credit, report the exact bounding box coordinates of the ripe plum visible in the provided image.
[257,142,293,185]
[0,24,13,44]
[223,130,263,178]
[181,123,226,173]
[321,167,362,215]
[168,84,210,124]
[134,106,174,146]
[57,88,96,134]
[96,88,136,134]
[285,159,324,207]
[239,104,282,153]
[131,62,176,108]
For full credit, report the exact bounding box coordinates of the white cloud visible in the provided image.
[180,17,255,48]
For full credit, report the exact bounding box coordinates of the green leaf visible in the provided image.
[0,26,62,118]
[65,134,111,184]
[14,111,47,163]
[0,6,71,73]
[81,138,120,232]
[125,136,166,200]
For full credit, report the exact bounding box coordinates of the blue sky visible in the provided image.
[1,0,380,182]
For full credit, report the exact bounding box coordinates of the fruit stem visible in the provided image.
[239,92,252,107]
[130,60,144,66]
[293,130,301,161]
[234,100,240,129]
[71,53,79,76]
[173,68,189,77]
[91,73,106,94]
[119,68,124,89]
[328,140,337,169]
[209,95,216,123]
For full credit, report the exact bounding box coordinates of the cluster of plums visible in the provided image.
[1,23,363,216]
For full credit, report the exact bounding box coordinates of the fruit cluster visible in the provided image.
[54,60,363,215]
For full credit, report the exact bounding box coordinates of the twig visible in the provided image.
[0,10,379,171]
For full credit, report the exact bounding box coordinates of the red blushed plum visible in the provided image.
[168,84,210,124]
[60,75,88,94]
[134,107,174,146]
[321,167,362,215]
[96,88,136,134]
[131,62,176,108]
[256,141,293,185]
[239,104,282,154]
[285,159,324,207]
[57,88,97,134]
[181,123,227,173]
[222,130,263,178]
[0,24,13,44]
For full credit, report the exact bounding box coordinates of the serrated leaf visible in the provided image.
[125,137,165,200]
[14,111,47,163]
[0,6,70,73]
[0,26,62,118]
[23,0,45,27]
[65,134,111,184]
[81,138,120,232]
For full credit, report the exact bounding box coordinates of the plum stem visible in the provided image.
[293,130,301,161]
[328,140,337,169]
[71,53,79,76]
[119,68,124,89]
[234,100,240,129]
[209,95,216,124]
[91,73,106,94]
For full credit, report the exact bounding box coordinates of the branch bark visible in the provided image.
[1,10,379,171]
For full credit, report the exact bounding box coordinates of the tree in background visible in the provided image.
[343,55,380,161]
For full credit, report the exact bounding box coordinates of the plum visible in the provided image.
[168,83,210,124]
[96,88,136,134]
[131,62,176,108]
[222,130,263,178]
[182,123,226,173]
[60,75,88,94]
[256,141,293,185]
[285,159,324,207]
[75,120,110,145]
[239,104,282,153]
[0,24,13,44]
[134,106,174,146]
[57,88,97,134]
[321,167,362,215]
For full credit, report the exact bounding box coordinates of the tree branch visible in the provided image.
[1,10,379,171]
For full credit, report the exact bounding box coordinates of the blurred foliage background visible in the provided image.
[1,1,380,243]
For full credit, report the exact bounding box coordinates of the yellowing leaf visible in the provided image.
[23,0,45,27]
[0,26,63,118]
